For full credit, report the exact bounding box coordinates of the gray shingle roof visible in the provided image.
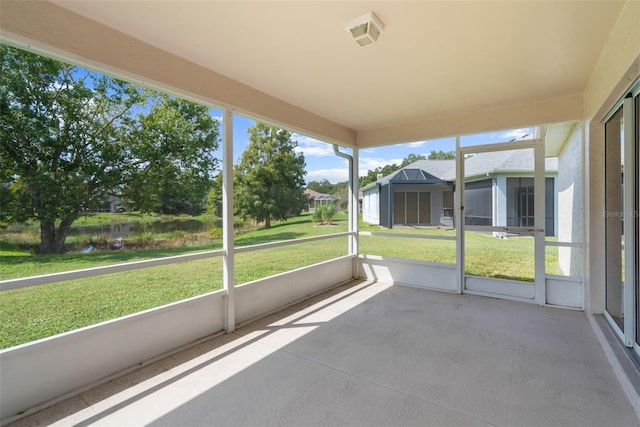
[366,150,557,187]
[463,149,557,179]
[372,160,454,186]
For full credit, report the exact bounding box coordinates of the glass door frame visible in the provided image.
[603,81,639,353]
[455,138,546,304]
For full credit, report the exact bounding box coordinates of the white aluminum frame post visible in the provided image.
[223,107,235,333]
[351,148,359,277]
[623,94,636,347]
[455,136,464,294]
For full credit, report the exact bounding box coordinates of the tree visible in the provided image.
[359,153,424,187]
[333,181,349,210]
[400,153,427,167]
[206,172,224,217]
[359,163,400,188]
[234,123,306,228]
[307,179,335,195]
[427,150,455,160]
[0,45,220,253]
[123,96,219,215]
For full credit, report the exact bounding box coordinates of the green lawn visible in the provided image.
[1,212,562,349]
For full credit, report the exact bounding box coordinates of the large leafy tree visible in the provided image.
[0,45,219,253]
[123,97,220,214]
[307,179,335,195]
[427,150,455,160]
[235,123,306,228]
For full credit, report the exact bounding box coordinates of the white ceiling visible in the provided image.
[50,0,624,135]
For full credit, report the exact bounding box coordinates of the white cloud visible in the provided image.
[292,134,336,157]
[306,168,349,184]
[359,157,403,175]
[407,140,426,148]
[495,128,533,140]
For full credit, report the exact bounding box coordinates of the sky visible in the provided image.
[216,109,533,184]
[69,64,532,185]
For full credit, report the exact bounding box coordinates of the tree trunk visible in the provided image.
[265,212,271,228]
[39,218,74,254]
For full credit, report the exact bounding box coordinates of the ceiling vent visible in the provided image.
[346,12,384,47]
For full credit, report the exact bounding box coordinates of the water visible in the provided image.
[70,218,221,239]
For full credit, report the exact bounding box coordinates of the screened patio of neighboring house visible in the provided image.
[1,1,639,426]
[304,189,338,213]
[361,151,557,233]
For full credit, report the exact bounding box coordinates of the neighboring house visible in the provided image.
[109,195,127,213]
[361,150,558,236]
[304,189,339,212]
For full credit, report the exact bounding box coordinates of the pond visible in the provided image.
[70,218,221,238]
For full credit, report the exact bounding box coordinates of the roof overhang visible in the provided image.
[0,1,628,147]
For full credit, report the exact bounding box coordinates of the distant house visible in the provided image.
[361,150,558,236]
[304,189,339,212]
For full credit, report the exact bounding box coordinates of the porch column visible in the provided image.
[534,139,546,305]
[455,136,464,294]
[351,148,360,275]
[222,106,235,332]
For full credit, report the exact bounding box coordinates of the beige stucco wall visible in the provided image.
[557,123,583,277]
[583,0,640,314]
[583,1,640,121]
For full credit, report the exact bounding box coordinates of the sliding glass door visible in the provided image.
[604,82,639,354]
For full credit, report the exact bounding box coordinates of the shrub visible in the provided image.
[208,226,223,239]
[313,204,336,225]
[131,232,156,248]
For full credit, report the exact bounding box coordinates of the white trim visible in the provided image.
[544,241,582,248]
[455,136,464,294]
[464,225,539,234]
[458,138,539,155]
[352,148,360,264]
[622,95,636,347]
[534,138,546,305]
[222,106,235,333]
[359,231,455,241]
[234,232,351,254]
[465,275,535,299]
[0,250,225,291]
[604,310,626,343]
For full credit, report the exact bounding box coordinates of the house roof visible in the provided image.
[304,189,335,201]
[463,150,559,180]
[398,160,456,182]
[365,150,558,189]
[0,1,629,148]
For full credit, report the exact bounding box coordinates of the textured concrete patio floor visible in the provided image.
[10,280,640,427]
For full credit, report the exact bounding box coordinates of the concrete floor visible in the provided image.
[10,280,640,427]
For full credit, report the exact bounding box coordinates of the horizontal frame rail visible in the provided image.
[1,250,226,292]
[544,241,583,248]
[359,231,455,241]
[458,138,540,154]
[2,233,353,292]
[234,232,352,254]
[464,225,541,234]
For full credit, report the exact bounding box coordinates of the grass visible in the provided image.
[0,259,220,346]
[1,212,564,349]
[360,231,562,281]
